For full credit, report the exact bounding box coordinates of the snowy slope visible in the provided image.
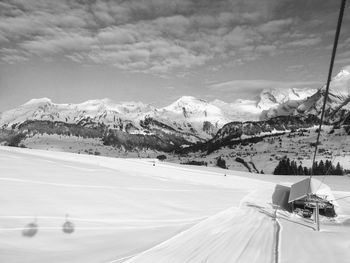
[1,146,350,263]
[125,207,275,263]
[0,146,255,263]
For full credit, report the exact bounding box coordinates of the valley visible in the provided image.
[171,125,350,174]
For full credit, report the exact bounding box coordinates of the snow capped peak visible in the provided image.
[77,98,112,111]
[326,66,350,99]
[161,96,213,116]
[167,96,208,108]
[0,97,156,128]
[334,67,350,80]
[177,95,206,102]
[257,87,316,110]
[22,98,52,107]
[260,67,350,120]
[79,98,111,105]
[329,65,350,93]
[257,89,284,110]
[163,96,220,113]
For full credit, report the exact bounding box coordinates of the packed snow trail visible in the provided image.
[124,206,275,263]
[274,219,281,263]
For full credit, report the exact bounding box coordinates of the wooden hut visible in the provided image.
[288,178,337,217]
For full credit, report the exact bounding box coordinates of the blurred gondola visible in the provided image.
[22,218,38,237]
[62,214,75,234]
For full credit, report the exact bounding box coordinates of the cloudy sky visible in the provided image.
[0,0,349,111]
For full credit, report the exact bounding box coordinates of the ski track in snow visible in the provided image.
[0,177,228,192]
[123,206,276,263]
[0,215,207,225]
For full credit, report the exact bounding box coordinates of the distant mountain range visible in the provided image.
[0,67,349,152]
[261,68,350,123]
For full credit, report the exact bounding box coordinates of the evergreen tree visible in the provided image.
[312,161,318,175]
[334,162,344,175]
[286,158,291,175]
[303,167,310,175]
[325,160,332,174]
[318,160,325,175]
[297,164,304,175]
[216,157,227,169]
[273,161,281,175]
[291,160,298,175]
[273,159,344,176]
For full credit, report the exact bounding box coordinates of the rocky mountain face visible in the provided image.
[177,67,350,156]
[178,115,320,154]
[261,68,350,124]
[257,87,316,111]
[0,96,245,135]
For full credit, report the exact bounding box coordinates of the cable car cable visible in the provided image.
[306,0,347,197]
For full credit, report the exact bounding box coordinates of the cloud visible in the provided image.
[20,31,96,55]
[0,48,29,64]
[0,0,336,75]
[163,86,175,90]
[286,64,305,72]
[255,44,277,53]
[0,34,9,43]
[258,18,293,35]
[223,26,261,48]
[1,53,28,64]
[97,27,139,45]
[282,37,322,48]
[335,50,350,65]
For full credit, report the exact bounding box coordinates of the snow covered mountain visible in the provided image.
[7,65,350,135]
[1,66,349,153]
[257,87,316,111]
[0,96,264,140]
[261,67,350,122]
[0,96,264,152]
[155,96,229,135]
[0,98,153,130]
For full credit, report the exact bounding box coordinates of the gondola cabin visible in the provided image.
[288,178,337,218]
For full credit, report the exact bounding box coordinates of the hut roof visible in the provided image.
[288,178,338,205]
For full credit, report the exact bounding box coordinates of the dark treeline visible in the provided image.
[273,158,344,175]
[181,160,208,166]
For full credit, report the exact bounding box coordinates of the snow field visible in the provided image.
[1,146,350,263]
[0,146,257,262]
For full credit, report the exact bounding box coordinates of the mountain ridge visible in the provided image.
[1,66,349,154]
[261,67,350,122]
